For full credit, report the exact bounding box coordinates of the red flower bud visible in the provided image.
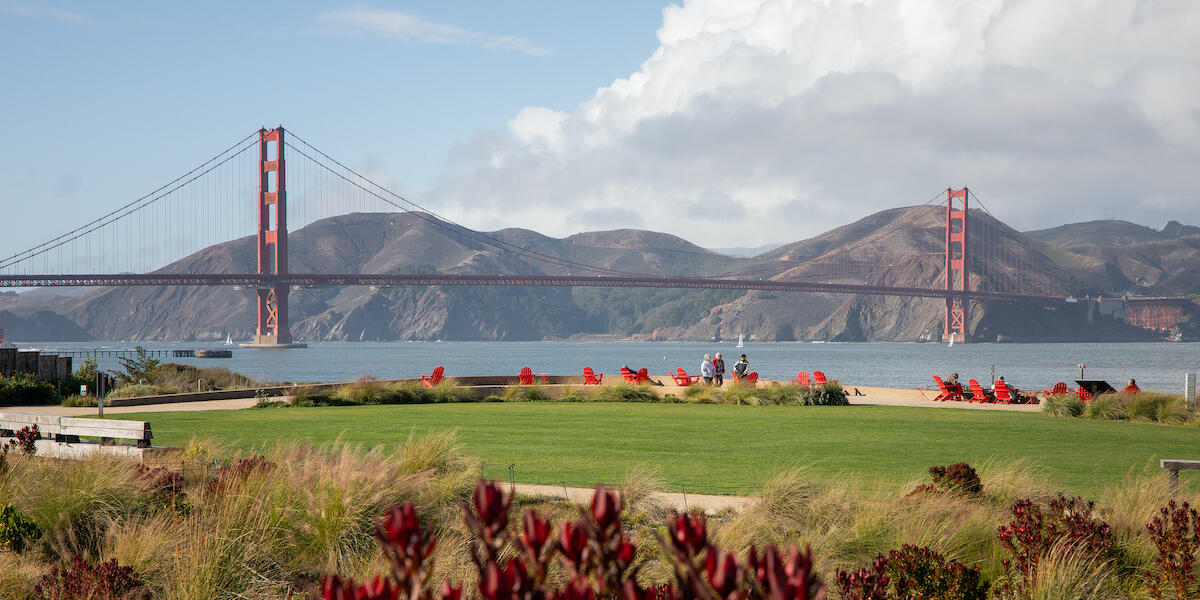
[376,502,436,568]
[481,561,511,600]
[473,479,513,542]
[440,581,463,600]
[590,485,623,530]
[358,576,400,600]
[616,534,638,565]
[521,510,552,554]
[558,521,589,566]
[705,546,743,597]
[668,513,708,555]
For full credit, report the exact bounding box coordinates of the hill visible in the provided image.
[2,211,1195,342]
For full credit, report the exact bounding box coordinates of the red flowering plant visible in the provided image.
[1144,500,1200,600]
[907,463,982,498]
[995,494,1113,599]
[33,555,145,600]
[323,479,827,600]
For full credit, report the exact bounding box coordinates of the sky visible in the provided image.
[3,0,1199,259]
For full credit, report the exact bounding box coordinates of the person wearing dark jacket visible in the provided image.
[713,352,726,387]
[732,354,749,379]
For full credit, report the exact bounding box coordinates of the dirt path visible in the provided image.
[844,385,1042,412]
[4,398,260,416]
[512,483,752,513]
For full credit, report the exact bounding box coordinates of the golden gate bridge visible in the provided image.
[0,126,1172,345]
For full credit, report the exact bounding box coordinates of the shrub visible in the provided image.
[0,502,40,553]
[1144,500,1200,599]
[323,479,826,600]
[14,424,40,455]
[1081,394,1127,421]
[928,463,983,496]
[106,383,171,400]
[996,494,1113,598]
[134,464,184,501]
[886,545,989,600]
[836,555,890,600]
[590,384,659,403]
[501,385,551,402]
[33,555,145,600]
[1127,393,1193,424]
[60,395,98,408]
[204,455,275,495]
[803,382,849,406]
[0,373,60,406]
[1041,394,1083,418]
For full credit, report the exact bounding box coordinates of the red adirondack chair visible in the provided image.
[967,379,992,403]
[1042,381,1069,398]
[993,380,1015,404]
[932,375,963,401]
[746,372,759,384]
[583,367,602,385]
[519,367,535,385]
[812,371,828,386]
[671,368,699,386]
[620,367,636,382]
[796,371,811,387]
[421,366,444,388]
[635,368,649,384]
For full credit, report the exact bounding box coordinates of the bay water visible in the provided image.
[23,340,1200,395]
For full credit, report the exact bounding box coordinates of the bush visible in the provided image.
[60,395,98,407]
[0,373,60,406]
[1041,394,1083,418]
[1144,500,1200,599]
[886,545,989,600]
[1127,393,1193,424]
[996,494,1113,598]
[910,462,983,497]
[106,383,172,400]
[501,384,551,402]
[1082,394,1127,421]
[324,480,826,600]
[0,502,40,553]
[803,382,849,406]
[33,555,144,600]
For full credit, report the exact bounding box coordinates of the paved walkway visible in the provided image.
[6,383,1042,415]
[513,483,751,513]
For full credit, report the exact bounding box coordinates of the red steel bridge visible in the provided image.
[0,126,1157,345]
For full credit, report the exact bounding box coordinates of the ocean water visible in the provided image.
[19,340,1200,394]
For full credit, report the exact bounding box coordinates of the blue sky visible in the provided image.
[3,0,1200,267]
[1,1,662,251]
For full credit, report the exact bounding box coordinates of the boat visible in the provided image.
[948,333,955,348]
[736,334,744,349]
[224,333,233,346]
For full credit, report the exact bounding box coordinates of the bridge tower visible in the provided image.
[943,187,969,342]
[248,126,303,348]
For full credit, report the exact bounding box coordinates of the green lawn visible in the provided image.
[123,403,1200,496]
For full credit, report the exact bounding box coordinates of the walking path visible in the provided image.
[4,383,1042,416]
[511,483,752,513]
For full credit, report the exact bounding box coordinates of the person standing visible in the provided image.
[732,354,749,379]
[700,354,715,385]
[712,352,726,387]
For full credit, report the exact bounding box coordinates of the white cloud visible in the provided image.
[316,7,550,57]
[0,0,89,24]
[427,0,1200,247]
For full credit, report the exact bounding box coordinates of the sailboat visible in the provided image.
[224,333,233,346]
[736,334,744,349]
[948,333,955,348]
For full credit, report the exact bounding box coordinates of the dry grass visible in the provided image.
[0,435,1192,599]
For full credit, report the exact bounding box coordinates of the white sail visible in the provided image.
[736,334,744,348]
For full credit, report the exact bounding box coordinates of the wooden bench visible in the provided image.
[0,412,153,448]
[1161,459,1200,491]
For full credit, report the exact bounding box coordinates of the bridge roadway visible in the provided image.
[0,273,1069,306]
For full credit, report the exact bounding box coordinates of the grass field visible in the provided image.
[125,403,1200,495]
